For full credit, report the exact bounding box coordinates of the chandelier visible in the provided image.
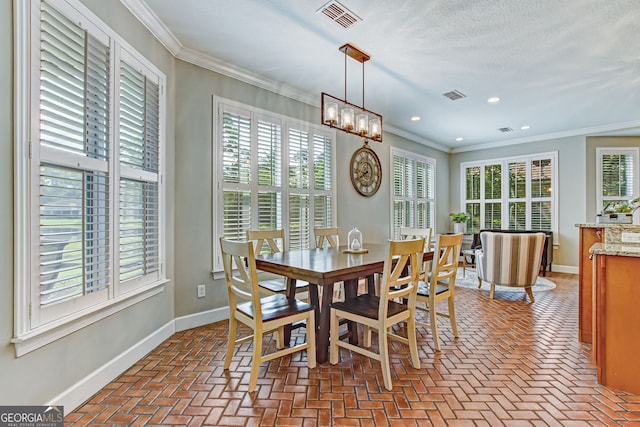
[321,43,382,143]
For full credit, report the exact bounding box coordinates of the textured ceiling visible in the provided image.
[128,0,640,152]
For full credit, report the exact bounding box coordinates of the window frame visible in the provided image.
[389,147,437,240]
[212,96,336,272]
[460,151,558,238]
[13,0,167,356]
[596,147,639,217]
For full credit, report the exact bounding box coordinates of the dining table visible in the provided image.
[255,242,434,363]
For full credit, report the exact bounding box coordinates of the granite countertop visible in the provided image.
[589,243,640,257]
[575,223,640,229]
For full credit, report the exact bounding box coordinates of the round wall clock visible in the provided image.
[350,144,382,197]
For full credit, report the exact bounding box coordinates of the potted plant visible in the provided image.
[449,212,469,234]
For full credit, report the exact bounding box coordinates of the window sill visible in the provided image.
[11,280,168,357]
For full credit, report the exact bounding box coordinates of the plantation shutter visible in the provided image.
[288,128,311,249]
[256,118,282,230]
[313,134,333,228]
[391,150,436,239]
[602,153,635,204]
[221,110,252,240]
[118,61,161,283]
[531,159,552,231]
[38,1,111,309]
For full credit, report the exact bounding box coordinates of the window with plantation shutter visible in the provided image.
[596,148,639,213]
[390,148,436,240]
[15,0,166,351]
[214,98,336,271]
[461,153,556,237]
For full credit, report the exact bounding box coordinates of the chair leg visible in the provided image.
[248,332,263,392]
[224,315,237,369]
[490,284,495,299]
[525,286,535,303]
[379,328,392,390]
[477,278,482,288]
[448,296,459,338]
[329,308,339,365]
[363,325,372,348]
[307,312,317,369]
[407,315,420,369]
[275,326,285,349]
[430,303,441,351]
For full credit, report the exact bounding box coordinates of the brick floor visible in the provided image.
[66,272,640,426]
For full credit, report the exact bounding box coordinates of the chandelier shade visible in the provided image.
[321,43,382,143]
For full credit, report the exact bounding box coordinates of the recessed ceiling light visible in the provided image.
[410,116,421,121]
[487,97,500,103]
[520,125,530,130]
[455,137,464,142]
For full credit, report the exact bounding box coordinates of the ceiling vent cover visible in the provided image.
[498,127,513,132]
[317,0,362,29]
[442,90,466,101]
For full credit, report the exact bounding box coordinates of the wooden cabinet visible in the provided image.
[578,226,602,343]
[592,253,640,395]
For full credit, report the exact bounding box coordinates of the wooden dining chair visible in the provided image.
[416,232,463,351]
[314,227,340,249]
[219,238,316,392]
[246,229,309,298]
[329,238,425,390]
[400,227,433,279]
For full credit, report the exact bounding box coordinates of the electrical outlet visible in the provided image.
[621,232,640,243]
[197,284,206,298]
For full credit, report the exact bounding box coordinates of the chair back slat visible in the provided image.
[429,233,463,285]
[220,238,261,316]
[380,238,425,317]
[247,229,285,254]
[314,227,340,248]
[399,227,433,251]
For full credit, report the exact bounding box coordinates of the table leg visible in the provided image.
[316,282,335,364]
[283,277,298,344]
[343,279,360,346]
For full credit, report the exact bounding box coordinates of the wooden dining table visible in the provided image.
[255,243,434,363]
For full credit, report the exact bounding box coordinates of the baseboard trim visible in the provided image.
[550,264,578,274]
[175,306,229,332]
[47,320,175,412]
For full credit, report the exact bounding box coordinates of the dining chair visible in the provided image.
[246,229,309,298]
[329,238,425,390]
[399,227,433,279]
[219,238,316,392]
[314,227,340,249]
[416,232,463,351]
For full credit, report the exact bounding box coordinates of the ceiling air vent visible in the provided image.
[317,0,362,29]
[442,90,466,101]
[498,127,513,132]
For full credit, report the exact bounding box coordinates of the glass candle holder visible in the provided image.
[348,227,363,251]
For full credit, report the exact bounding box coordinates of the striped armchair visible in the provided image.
[475,232,546,303]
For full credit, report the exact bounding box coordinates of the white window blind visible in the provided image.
[15,0,166,341]
[461,152,557,236]
[118,61,161,285]
[214,98,336,271]
[390,148,436,239]
[596,148,639,212]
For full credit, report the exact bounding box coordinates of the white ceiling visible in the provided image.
[125,0,640,152]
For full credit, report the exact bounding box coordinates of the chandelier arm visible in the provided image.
[344,49,347,101]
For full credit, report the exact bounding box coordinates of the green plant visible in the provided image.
[449,212,469,223]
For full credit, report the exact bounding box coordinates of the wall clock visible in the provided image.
[350,144,382,197]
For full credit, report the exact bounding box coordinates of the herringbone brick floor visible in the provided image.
[66,272,640,426]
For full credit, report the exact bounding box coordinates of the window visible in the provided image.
[391,148,436,239]
[596,148,639,213]
[14,0,166,353]
[461,152,557,236]
[213,98,336,270]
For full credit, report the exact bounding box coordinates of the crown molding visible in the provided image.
[451,120,640,154]
[383,125,451,153]
[176,47,318,106]
[120,0,182,55]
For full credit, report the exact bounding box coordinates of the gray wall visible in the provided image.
[449,136,586,268]
[173,59,450,317]
[0,0,176,405]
